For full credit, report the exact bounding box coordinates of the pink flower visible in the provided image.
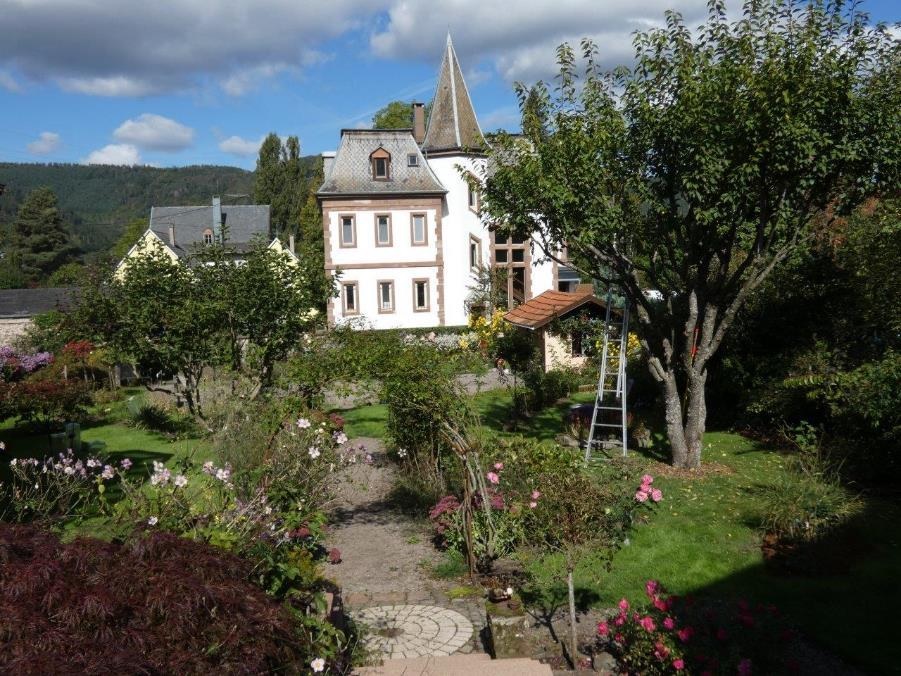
[614,633,624,643]
[529,501,538,509]
[618,599,629,611]
[654,641,669,660]
[486,471,500,484]
[663,617,675,630]
[677,626,694,642]
[613,614,625,626]
[654,597,670,612]
[635,490,649,502]
[651,488,663,502]
[645,580,659,598]
[494,462,504,470]
[641,474,654,485]
[597,621,609,636]
[738,658,752,676]
[531,489,541,500]
[328,548,342,564]
[673,658,685,671]
[639,616,656,632]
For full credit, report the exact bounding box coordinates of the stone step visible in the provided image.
[355,653,552,676]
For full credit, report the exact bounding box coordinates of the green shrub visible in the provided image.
[760,472,861,543]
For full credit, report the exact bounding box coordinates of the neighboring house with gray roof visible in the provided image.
[117,197,296,274]
[0,287,79,346]
[319,33,568,330]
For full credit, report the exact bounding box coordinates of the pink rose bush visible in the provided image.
[598,580,796,675]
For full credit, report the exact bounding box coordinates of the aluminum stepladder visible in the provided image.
[584,291,630,461]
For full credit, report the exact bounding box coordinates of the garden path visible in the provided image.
[326,437,486,659]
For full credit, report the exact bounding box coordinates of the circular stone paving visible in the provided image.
[355,604,474,659]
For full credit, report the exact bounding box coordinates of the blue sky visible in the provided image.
[1,0,897,170]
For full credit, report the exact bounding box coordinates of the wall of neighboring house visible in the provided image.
[116,230,178,278]
[427,155,490,327]
[543,329,588,371]
[325,198,442,328]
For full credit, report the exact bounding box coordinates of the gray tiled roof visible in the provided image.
[149,205,270,257]
[0,287,79,318]
[318,130,446,196]
[421,34,487,154]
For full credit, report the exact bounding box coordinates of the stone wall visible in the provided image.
[0,318,33,347]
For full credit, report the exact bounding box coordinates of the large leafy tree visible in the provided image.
[372,100,431,129]
[480,0,899,468]
[9,186,78,282]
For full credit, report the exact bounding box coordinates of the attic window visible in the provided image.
[407,153,419,167]
[370,147,391,180]
[203,228,214,245]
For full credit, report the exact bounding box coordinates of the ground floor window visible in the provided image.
[377,280,394,312]
[413,279,429,311]
[343,282,358,314]
[571,331,584,357]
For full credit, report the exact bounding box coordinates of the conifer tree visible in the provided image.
[9,186,77,282]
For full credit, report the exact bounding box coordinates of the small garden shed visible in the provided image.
[504,286,607,371]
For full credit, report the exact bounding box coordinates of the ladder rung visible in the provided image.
[594,405,624,411]
[592,423,623,428]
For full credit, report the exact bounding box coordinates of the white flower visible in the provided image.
[296,418,311,429]
[215,467,231,482]
[264,506,272,515]
[397,448,408,458]
[202,460,215,474]
[334,431,348,445]
[311,657,326,673]
[308,446,321,459]
[63,466,75,476]
[101,465,115,480]
[9,458,16,466]
[147,516,158,526]
[174,474,188,488]
[505,586,514,596]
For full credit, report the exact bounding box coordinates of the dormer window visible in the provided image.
[370,147,391,180]
[203,228,214,245]
[407,153,419,167]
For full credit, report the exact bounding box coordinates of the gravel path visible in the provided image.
[326,438,444,596]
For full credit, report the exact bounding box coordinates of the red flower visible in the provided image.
[677,626,694,642]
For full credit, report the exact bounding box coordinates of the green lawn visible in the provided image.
[336,386,898,673]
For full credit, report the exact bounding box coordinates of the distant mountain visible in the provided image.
[0,160,318,255]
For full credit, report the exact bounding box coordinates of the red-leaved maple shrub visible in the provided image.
[0,524,309,674]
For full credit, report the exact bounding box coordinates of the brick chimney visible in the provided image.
[412,102,426,144]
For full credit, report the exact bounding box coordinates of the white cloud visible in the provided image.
[0,0,383,97]
[218,135,264,157]
[27,131,61,155]
[114,114,194,151]
[0,70,21,92]
[371,0,708,83]
[82,144,142,166]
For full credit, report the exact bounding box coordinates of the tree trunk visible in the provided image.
[654,366,707,469]
[566,559,578,669]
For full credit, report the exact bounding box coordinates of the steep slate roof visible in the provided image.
[149,205,270,257]
[504,289,606,330]
[421,34,488,154]
[318,130,446,196]
[0,287,79,318]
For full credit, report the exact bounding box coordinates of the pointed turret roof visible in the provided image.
[421,34,487,155]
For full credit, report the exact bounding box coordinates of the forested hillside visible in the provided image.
[0,160,317,254]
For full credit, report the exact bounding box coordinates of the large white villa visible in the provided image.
[319,35,579,329]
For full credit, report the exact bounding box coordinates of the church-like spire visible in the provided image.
[421,33,487,154]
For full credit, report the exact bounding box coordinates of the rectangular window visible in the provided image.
[512,249,525,263]
[411,213,427,245]
[407,153,419,167]
[413,279,429,312]
[571,332,584,357]
[343,282,358,315]
[339,215,356,247]
[377,280,394,313]
[375,214,392,247]
[495,249,508,263]
[469,235,482,271]
[468,185,479,212]
[374,157,388,179]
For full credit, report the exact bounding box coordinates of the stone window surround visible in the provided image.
[377,279,395,313]
[412,278,430,312]
[342,281,359,315]
[410,213,428,246]
[339,214,357,248]
[469,234,482,271]
[375,213,393,247]
[203,228,214,245]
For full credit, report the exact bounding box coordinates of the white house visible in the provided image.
[319,34,577,329]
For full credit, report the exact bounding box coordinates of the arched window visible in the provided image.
[203,228,214,245]
[370,147,391,180]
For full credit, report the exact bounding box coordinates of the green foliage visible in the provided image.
[0,379,92,429]
[254,133,306,237]
[107,217,148,261]
[481,0,900,467]
[0,162,256,254]
[372,100,431,129]
[522,367,581,413]
[760,470,861,544]
[44,261,86,287]
[8,186,78,282]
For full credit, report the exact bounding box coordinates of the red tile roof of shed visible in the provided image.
[504,289,606,330]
